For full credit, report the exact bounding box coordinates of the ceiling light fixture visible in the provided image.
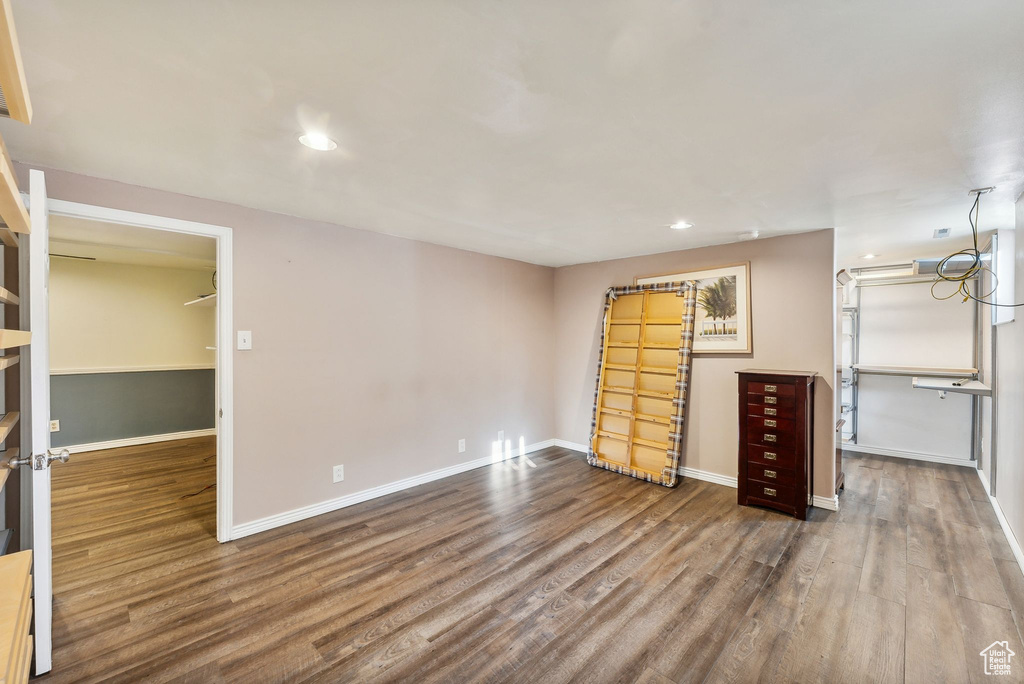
[670,221,693,230]
[739,230,760,240]
[860,253,878,260]
[298,132,338,151]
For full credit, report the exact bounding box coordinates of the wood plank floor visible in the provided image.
[43,439,1024,683]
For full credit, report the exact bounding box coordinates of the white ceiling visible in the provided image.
[4,0,1024,267]
[50,215,216,270]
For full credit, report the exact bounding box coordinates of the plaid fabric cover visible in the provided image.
[587,281,697,487]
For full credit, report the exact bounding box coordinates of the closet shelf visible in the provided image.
[911,377,992,397]
[184,293,217,307]
[0,412,18,443]
[0,330,29,349]
[0,287,18,306]
[853,364,978,378]
[0,354,18,371]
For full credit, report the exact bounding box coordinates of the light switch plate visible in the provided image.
[49,419,60,432]
[237,330,252,350]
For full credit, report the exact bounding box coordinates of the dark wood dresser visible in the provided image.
[737,370,816,520]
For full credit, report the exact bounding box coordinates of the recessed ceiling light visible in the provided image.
[860,253,878,260]
[670,221,693,230]
[298,132,338,151]
[739,230,760,240]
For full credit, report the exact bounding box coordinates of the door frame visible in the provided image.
[38,198,235,541]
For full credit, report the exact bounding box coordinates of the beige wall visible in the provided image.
[50,258,216,372]
[23,165,556,527]
[991,197,1024,553]
[553,230,837,499]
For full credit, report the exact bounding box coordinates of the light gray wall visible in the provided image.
[552,230,837,500]
[50,370,215,447]
[21,164,556,528]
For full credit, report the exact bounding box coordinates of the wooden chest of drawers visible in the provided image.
[737,370,815,520]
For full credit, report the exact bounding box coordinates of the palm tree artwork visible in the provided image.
[697,276,737,337]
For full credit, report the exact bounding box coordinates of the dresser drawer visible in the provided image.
[747,393,796,408]
[749,381,796,397]
[746,402,797,420]
[748,425,796,448]
[747,444,797,468]
[747,478,795,505]
[746,415,795,433]
[747,462,796,486]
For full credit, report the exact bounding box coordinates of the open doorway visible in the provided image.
[46,214,221,627]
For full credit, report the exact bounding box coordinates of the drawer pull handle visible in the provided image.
[764,469,777,478]
[765,385,777,393]
[764,408,777,416]
[764,434,777,443]
[764,452,777,460]
[765,396,777,405]
[764,487,777,497]
[764,419,777,427]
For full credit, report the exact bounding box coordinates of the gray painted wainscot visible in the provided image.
[50,369,215,447]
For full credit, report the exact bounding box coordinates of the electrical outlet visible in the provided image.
[458,439,466,453]
[497,430,504,443]
[333,464,344,483]
[49,419,60,432]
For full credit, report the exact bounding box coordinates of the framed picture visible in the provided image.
[635,262,752,354]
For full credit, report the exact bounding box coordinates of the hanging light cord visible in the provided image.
[931,192,1024,307]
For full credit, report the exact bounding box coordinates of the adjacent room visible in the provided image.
[0,1,1020,683]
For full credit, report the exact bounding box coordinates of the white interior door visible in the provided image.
[26,168,57,674]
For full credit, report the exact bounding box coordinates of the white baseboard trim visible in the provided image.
[679,466,738,489]
[552,438,836,509]
[812,495,840,511]
[63,428,217,454]
[553,439,588,452]
[230,439,555,540]
[842,443,974,467]
[975,467,1024,579]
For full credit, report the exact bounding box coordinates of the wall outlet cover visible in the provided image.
[458,439,466,453]
[49,419,60,432]
[333,464,344,483]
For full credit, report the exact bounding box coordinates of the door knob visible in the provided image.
[28,449,71,470]
[46,449,70,466]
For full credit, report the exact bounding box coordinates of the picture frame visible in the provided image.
[635,261,752,354]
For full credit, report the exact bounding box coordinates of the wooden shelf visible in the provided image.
[0,448,16,493]
[0,354,17,371]
[0,550,33,684]
[0,330,29,349]
[0,286,17,306]
[0,0,31,124]
[184,293,217,307]
[0,412,18,443]
[0,136,26,241]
